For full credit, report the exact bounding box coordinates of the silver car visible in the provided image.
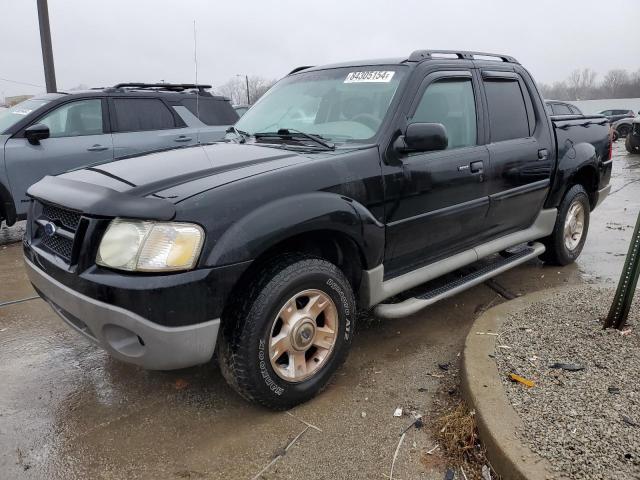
[0,83,238,226]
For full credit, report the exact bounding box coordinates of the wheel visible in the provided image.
[617,124,631,138]
[540,184,590,266]
[218,254,356,409]
[611,129,619,142]
[626,135,640,154]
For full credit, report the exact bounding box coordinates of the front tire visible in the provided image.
[540,184,590,266]
[218,254,356,410]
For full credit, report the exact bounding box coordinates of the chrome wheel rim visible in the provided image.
[269,289,338,383]
[564,201,585,251]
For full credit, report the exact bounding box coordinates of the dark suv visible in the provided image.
[24,50,611,409]
[0,83,238,226]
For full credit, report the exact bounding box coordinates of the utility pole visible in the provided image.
[237,74,250,105]
[605,209,640,329]
[37,0,57,93]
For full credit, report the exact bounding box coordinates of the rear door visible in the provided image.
[109,97,197,158]
[4,97,113,216]
[480,69,553,238]
[384,69,490,273]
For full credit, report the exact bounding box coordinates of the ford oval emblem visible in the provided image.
[44,221,57,237]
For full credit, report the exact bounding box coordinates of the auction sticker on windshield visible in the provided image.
[344,71,395,83]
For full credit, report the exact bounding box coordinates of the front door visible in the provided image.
[4,98,113,216]
[384,70,490,275]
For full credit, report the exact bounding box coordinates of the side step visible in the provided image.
[373,242,545,319]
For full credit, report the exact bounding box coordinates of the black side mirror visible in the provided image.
[395,122,448,153]
[25,124,50,145]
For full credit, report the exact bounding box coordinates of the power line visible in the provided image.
[0,76,45,89]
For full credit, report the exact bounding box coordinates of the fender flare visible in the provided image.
[546,140,600,209]
[205,192,385,268]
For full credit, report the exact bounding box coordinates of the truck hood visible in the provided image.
[59,143,308,202]
[27,143,318,220]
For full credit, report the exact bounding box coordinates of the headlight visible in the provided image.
[96,218,204,272]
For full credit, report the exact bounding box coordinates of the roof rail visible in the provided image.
[288,66,315,75]
[111,83,213,93]
[406,50,519,64]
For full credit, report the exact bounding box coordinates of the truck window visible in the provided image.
[411,78,476,149]
[483,79,529,142]
[181,98,239,126]
[552,103,572,115]
[36,99,103,138]
[112,98,177,132]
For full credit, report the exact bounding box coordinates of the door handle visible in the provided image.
[87,144,108,152]
[470,161,484,174]
[174,136,193,143]
[538,148,549,160]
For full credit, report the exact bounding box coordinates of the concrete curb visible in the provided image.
[461,287,578,480]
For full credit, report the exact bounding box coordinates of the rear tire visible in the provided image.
[218,254,356,410]
[617,124,631,138]
[540,184,590,266]
[626,135,640,154]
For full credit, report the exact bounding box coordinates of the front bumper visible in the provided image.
[26,257,220,370]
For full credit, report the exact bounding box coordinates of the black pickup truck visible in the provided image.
[24,50,612,409]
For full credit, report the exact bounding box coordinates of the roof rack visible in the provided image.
[111,83,213,93]
[406,50,519,64]
[288,66,315,75]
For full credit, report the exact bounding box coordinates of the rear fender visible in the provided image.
[204,192,384,268]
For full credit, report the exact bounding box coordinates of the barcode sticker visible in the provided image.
[344,71,395,83]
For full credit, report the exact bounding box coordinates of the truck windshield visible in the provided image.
[0,98,52,133]
[235,66,407,142]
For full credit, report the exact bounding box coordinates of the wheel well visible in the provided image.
[223,230,365,319]
[256,230,364,291]
[568,166,598,210]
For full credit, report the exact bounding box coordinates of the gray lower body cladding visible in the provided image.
[360,208,558,308]
[25,257,220,370]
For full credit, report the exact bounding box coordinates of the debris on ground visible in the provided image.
[438,363,450,371]
[174,378,190,390]
[481,464,492,480]
[548,362,585,372]
[608,386,621,394]
[393,407,403,417]
[508,373,535,388]
[621,415,638,427]
[444,468,455,480]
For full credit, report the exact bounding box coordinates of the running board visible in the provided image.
[373,242,545,319]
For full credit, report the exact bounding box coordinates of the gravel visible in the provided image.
[495,286,640,480]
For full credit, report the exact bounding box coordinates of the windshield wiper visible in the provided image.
[254,128,335,150]
[225,126,250,143]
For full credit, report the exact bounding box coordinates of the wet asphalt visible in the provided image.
[0,142,637,480]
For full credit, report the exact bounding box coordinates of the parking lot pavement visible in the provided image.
[0,142,636,479]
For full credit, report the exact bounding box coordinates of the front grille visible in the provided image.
[41,234,74,260]
[41,203,81,231]
[33,202,84,263]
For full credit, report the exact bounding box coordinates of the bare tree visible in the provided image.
[602,69,631,98]
[216,76,276,105]
[567,68,597,100]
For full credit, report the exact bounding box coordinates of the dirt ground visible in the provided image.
[0,142,637,480]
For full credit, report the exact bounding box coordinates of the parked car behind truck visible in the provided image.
[0,83,238,226]
[24,50,611,409]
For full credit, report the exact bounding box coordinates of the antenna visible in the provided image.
[193,19,199,120]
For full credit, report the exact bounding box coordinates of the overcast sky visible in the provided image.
[1,0,638,100]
